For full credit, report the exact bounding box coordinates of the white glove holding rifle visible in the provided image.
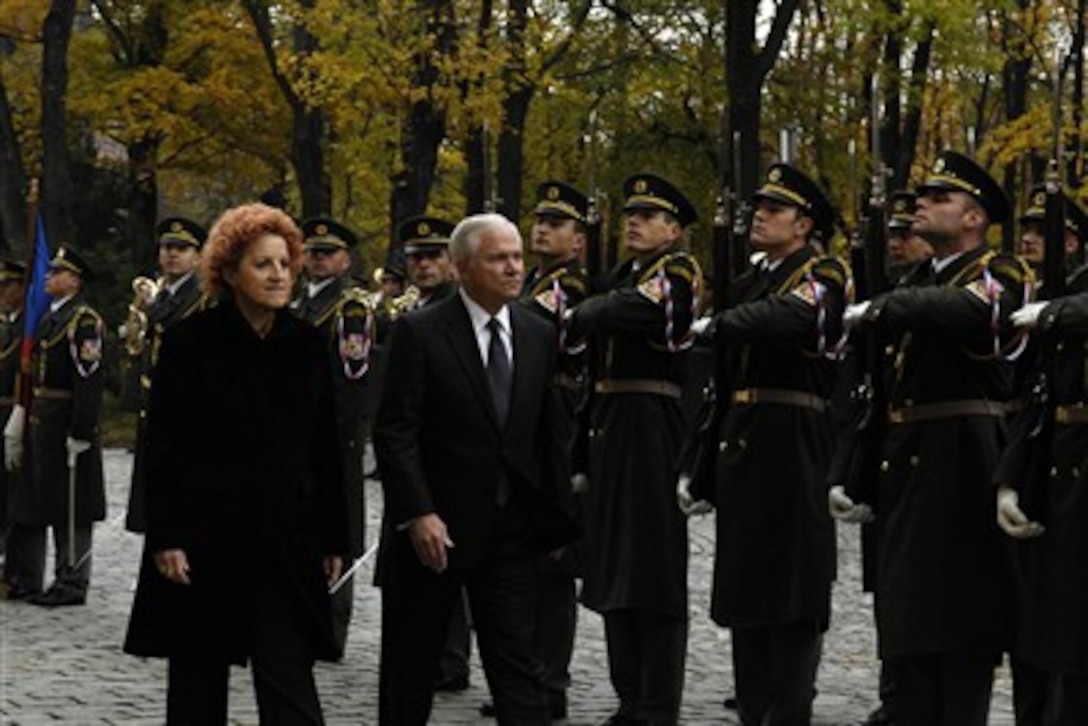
[66,435,91,466]
[4,404,25,472]
[828,485,875,524]
[676,474,713,516]
[996,486,1044,539]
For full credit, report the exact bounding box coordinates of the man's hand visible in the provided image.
[1011,302,1048,329]
[65,436,91,466]
[997,486,1044,539]
[843,301,872,327]
[409,513,455,573]
[3,404,25,472]
[154,548,192,585]
[677,475,713,516]
[323,555,344,588]
[828,485,875,524]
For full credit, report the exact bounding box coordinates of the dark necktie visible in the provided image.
[486,318,511,424]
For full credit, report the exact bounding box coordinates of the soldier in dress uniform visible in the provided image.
[887,190,935,282]
[998,231,1088,725]
[7,246,106,607]
[479,180,589,720]
[0,258,26,590]
[125,217,207,534]
[293,216,373,658]
[836,151,1031,725]
[681,164,847,725]
[571,173,703,726]
[991,190,1088,726]
[402,216,457,309]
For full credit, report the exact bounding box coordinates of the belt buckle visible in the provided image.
[887,409,905,424]
[734,389,753,405]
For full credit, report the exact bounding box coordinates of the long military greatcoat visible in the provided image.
[706,245,846,630]
[859,246,1028,658]
[124,300,349,664]
[11,295,105,527]
[573,245,701,618]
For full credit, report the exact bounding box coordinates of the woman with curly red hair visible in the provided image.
[124,202,349,725]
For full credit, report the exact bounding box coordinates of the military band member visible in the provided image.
[8,247,106,607]
[293,216,372,657]
[837,151,1030,725]
[0,259,26,594]
[571,173,702,726]
[125,217,207,534]
[684,164,846,725]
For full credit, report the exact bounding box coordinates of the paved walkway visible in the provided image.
[1,449,1014,724]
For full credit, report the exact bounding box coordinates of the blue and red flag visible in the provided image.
[20,212,51,369]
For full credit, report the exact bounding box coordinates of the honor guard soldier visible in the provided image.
[1017,184,1085,286]
[0,259,26,593]
[680,164,848,725]
[482,180,589,720]
[125,217,207,534]
[294,216,373,657]
[998,201,1088,725]
[402,216,457,309]
[570,173,703,726]
[7,246,106,607]
[836,151,1031,725]
[887,191,934,282]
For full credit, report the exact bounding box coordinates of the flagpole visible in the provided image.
[18,179,39,399]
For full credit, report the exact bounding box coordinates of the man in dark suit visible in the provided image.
[375,212,577,725]
[126,217,207,534]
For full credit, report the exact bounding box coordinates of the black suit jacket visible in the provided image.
[375,293,576,572]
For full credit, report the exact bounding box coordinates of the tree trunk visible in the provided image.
[496,0,532,221]
[127,136,160,272]
[390,0,455,224]
[41,0,77,245]
[897,26,933,187]
[0,78,27,253]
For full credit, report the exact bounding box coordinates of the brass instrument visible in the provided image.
[382,284,420,319]
[123,276,161,357]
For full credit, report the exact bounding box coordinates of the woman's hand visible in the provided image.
[153,549,192,585]
[324,555,344,589]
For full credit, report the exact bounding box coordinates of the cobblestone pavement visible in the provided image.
[1,449,1014,725]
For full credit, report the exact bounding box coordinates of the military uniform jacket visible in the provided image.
[295,276,373,555]
[994,267,1088,675]
[706,245,846,630]
[0,309,20,525]
[861,245,1029,658]
[13,295,105,527]
[124,300,349,664]
[126,273,206,533]
[520,258,590,412]
[573,245,701,617]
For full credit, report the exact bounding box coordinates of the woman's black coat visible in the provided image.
[124,299,349,663]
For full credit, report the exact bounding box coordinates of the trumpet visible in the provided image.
[382,284,420,319]
[123,276,161,357]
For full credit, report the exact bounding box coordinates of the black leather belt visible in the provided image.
[33,387,73,400]
[1055,404,1088,424]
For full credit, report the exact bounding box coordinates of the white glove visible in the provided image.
[66,436,91,467]
[689,316,713,337]
[828,485,875,524]
[997,486,1044,539]
[677,475,713,516]
[1010,302,1048,329]
[843,301,872,327]
[3,404,25,472]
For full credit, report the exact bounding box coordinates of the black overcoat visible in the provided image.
[124,300,349,664]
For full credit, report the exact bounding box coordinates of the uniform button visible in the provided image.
[884,345,895,356]
[904,399,914,407]
[1050,466,1058,478]
[738,438,747,449]
[589,429,597,438]
[1057,342,1065,352]
[718,441,728,452]
[1074,467,1081,479]
[139,410,146,419]
[909,455,919,467]
[880,460,890,472]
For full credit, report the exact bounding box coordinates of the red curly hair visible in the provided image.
[200,203,304,299]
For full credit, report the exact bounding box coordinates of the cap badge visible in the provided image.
[547,186,560,200]
[634,179,648,194]
[1034,191,1046,206]
[171,221,183,233]
[419,222,431,236]
[933,157,946,173]
[315,223,328,236]
[894,199,906,212]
